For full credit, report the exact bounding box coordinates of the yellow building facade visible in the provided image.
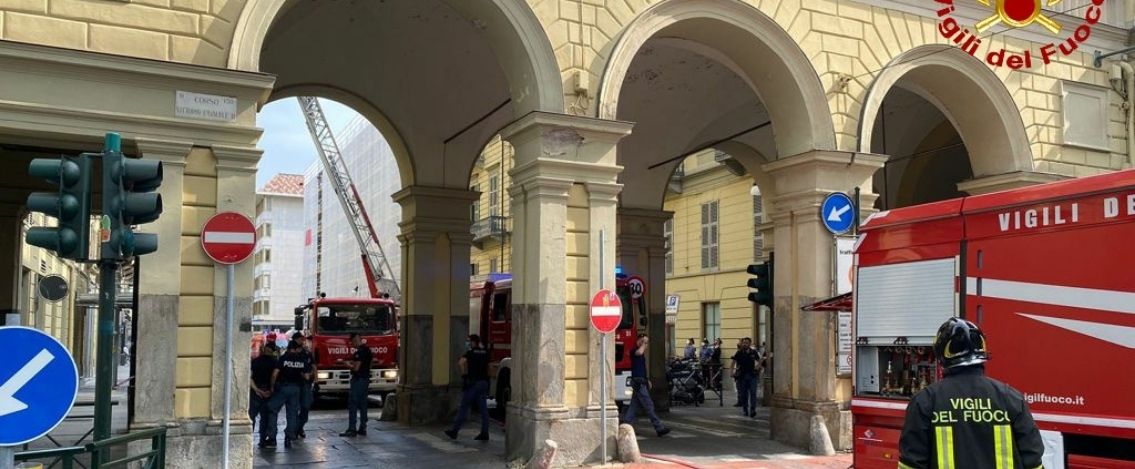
[469,135,514,276]
[663,151,768,359]
[2,0,1134,465]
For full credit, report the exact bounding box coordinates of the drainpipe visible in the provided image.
[1114,61,1135,167]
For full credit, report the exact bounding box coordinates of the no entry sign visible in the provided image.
[200,212,256,264]
[590,289,623,334]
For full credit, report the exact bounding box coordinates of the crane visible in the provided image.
[297,96,400,301]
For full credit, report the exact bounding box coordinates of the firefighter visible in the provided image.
[339,332,372,437]
[898,318,1045,469]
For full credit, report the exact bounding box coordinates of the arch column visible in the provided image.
[130,139,191,429]
[392,185,478,425]
[762,150,884,451]
[616,207,672,411]
[501,112,631,466]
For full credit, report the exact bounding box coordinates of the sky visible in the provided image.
[255,98,362,187]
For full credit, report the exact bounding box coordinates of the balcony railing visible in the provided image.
[471,215,509,246]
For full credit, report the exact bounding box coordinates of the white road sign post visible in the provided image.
[200,212,256,469]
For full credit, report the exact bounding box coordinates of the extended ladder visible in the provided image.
[297,96,400,300]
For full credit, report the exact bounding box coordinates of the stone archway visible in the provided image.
[858,45,1034,177]
[598,0,836,158]
[230,0,563,119]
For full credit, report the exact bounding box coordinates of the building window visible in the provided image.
[470,184,481,221]
[664,219,673,274]
[262,275,270,289]
[471,263,479,276]
[700,201,719,270]
[264,249,271,263]
[1061,81,1110,151]
[488,173,501,218]
[490,257,499,273]
[703,303,721,343]
[753,192,764,261]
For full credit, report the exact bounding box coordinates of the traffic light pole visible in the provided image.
[94,258,117,444]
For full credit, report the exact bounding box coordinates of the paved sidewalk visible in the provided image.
[254,390,853,468]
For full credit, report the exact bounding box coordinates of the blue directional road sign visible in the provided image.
[0,326,79,446]
[821,192,856,235]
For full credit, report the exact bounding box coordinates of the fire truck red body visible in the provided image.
[294,296,400,398]
[469,272,647,410]
[852,170,1135,468]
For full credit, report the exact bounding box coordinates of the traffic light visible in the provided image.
[101,133,163,260]
[747,253,775,307]
[26,154,93,260]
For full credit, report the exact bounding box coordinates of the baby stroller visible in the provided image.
[667,357,706,406]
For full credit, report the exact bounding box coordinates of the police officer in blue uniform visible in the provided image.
[271,340,312,448]
[899,318,1045,469]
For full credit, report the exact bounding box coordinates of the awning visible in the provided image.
[801,292,852,312]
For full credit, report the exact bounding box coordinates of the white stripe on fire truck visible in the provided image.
[966,278,1135,315]
[591,306,621,317]
[851,399,907,410]
[1018,314,1135,349]
[1032,413,1135,430]
[203,231,255,244]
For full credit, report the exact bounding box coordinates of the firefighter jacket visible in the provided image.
[898,366,1045,469]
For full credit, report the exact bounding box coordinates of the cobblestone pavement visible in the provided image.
[253,396,853,468]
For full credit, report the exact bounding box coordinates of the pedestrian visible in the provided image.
[445,334,491,441]
[732,337,760,417]
[338,333,372,437]
[271,340,311,448]
[710,338,723,391]
[898,318,1044,468]
[250,343,279,448]
[621,334,671,437]
[684,338,697,359]
[733,338,743,406]
[292,332,315,439]
[699,338,712,384]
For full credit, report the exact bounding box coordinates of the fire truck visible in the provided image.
[469,270,648,415]
[293,295,399,400]
[851,170,1135,468]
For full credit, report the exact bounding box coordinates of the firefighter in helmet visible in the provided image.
[898,317,1045,469]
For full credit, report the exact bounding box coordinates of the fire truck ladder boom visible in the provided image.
[297,96,400,300]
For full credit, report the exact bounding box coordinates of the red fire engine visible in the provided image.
[852,170,1135,468]
[293,295,400,401]
[469,271,647,414]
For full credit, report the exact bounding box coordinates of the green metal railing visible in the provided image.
[14,427,166,469]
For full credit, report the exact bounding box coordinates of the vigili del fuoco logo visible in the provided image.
[936,0,1110,70]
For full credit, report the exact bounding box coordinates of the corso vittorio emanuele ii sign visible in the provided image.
[935,0,1110,70]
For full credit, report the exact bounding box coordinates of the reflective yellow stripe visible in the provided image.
[935,426,955,469]
[897,462,918,469]
[994,424,1015,469]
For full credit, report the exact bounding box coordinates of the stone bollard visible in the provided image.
[617,424,642,463]
[379,393,398,421]
[523,439,558,469]
[809,414,836,456]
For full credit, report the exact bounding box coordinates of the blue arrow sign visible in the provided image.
[0,326,79,446]
[821,192,856,235]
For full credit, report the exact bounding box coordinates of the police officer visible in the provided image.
[271,340,312,448]
[898,318,1045,469]
[621,334,671,437]
[292,332,315,439]
[249,343,279,448]
[339,333,372,437]
[445,334,491,441]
